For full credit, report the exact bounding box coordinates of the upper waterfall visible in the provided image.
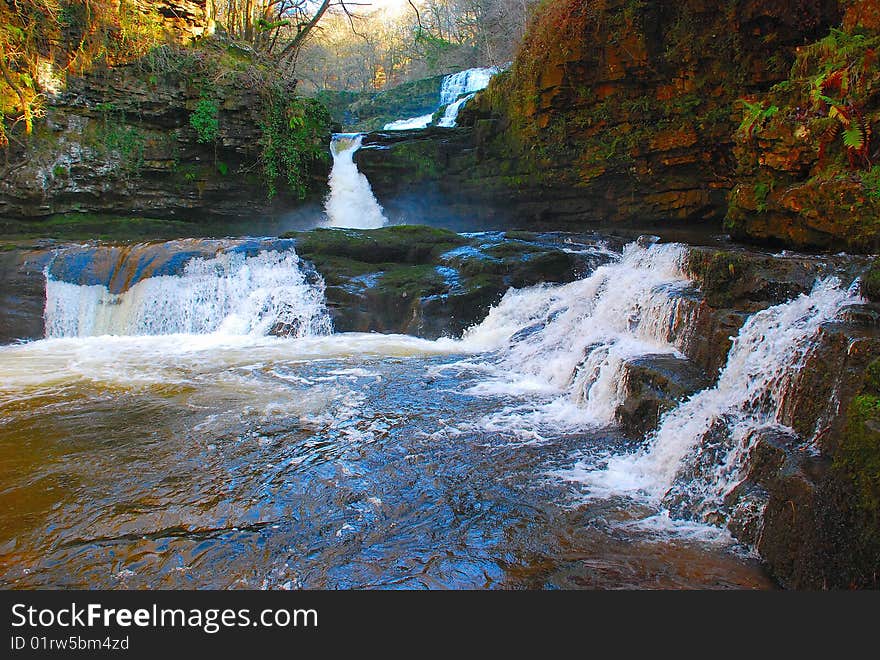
[383,66,502,130]
[324,133,389,229]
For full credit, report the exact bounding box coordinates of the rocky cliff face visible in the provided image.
[0,40,331,221]
[681,247,880,587]
[727,2,880,250]
[358,0,843,230]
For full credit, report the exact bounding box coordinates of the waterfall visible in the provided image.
[45,245,332,338]
[382,66,501,131]
[457,241,693,431]
[324,133,388,229]
[437,95,476,128]
[436,67,499,128]
[457,240,861,536]
[383,113,435,131]
[585,277,861,520]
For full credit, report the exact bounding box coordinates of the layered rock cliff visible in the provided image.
[0,2,331,222]
[359,0,842,228]
[0,43,331,221]
[727,2,880,250]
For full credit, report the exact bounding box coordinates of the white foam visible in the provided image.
[45,249,332,338]
[450,242,690,434]
[584,278,861,513]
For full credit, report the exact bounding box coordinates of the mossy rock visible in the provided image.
[285,225,582,337]
[284,225,465,265]
[861,258,880,302]
[686,250,753,308]
[375,264,447,299]
[483,241,545,259]
[837,389,880,519]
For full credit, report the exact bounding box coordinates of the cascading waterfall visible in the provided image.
[383,66,501,130]
[436,67,500,127]
[456,241,694,432]
[45,245,332,338]
[587,278,861,500]
[455,240,861,537]
[324,133,388,229]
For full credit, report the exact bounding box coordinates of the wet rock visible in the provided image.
[616,354,711,438]
[682,246,872,375]
[282,226,591,337]
[0,247,53,344]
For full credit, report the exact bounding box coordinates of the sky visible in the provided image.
[360,0,414,16]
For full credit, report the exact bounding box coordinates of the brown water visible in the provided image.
[0,333,773,590]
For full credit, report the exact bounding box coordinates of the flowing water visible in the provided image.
[383,66,502,130]
[5,234,853,589]
[324,134,388,229]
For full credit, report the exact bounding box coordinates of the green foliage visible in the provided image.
[216,160,229,176]
[754,181,771,212]
[844,124,866,150]
[259,87,331,199]
[189,98,220,144]
[52,164,68,178]
[104,123,147,173]
[413,31,456,73]
[1,0,166,135]
[861,166,880,201]
[737,100,779,138]
[95,102,146,172]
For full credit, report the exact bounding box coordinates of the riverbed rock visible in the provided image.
[283,225,594,337]
[616,354,711,438]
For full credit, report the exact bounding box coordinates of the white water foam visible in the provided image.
[436,67,500,127]
[449,241,692,436]
[45,248,332,338]
[383,114,434,131]
[582,277,861,513]
[324,133,388,229]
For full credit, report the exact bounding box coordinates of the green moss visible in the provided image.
[376,265,446,298]
[295,254,379,287]
[836,390,880,522]
[484,241,544,259]
[0,213,193,242]
[862,258,880,301]
[286,225,465,265]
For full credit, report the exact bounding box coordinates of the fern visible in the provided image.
[844,125,865,150]
[738,101,779,138]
